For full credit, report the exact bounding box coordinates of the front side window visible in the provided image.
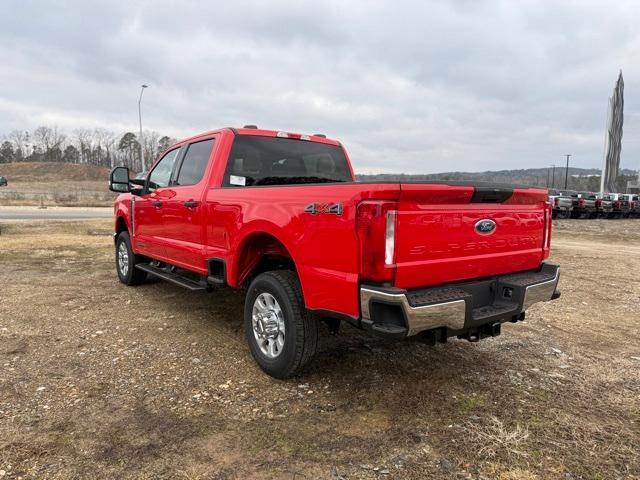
[223,135,353,187]
[148,148,180,191]
[175,139,214,186]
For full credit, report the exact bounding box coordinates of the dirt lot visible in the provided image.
[0,219,639,479]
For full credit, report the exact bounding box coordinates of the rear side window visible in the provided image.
[176,139,215,186]
[223,135,352,187]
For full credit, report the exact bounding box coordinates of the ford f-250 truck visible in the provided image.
[109,126,560,378]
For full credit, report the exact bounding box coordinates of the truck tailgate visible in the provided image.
[394,184,549,289]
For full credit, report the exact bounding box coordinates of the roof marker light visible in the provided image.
[276,131,289,138]
[300,135,310,141]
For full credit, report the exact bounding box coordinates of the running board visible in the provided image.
[136,264,208,291]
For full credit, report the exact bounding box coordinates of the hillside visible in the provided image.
[357,167,638,191]
[0,162,111,182]
[1,161,637,192]
[0,162,114,207]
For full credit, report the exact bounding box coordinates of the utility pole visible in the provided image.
[138,84,148,172]
[564,154,571,189]
[551,164,556,189]
[546,167,551,187]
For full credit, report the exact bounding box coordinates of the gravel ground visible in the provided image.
[0,219,639,479]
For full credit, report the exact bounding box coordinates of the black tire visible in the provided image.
[244,270,319,379]
[115,231,148,286]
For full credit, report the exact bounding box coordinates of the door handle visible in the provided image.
[183,200,199,209]
[151,200,163,208]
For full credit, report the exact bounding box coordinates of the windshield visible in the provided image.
[223,135,353,187]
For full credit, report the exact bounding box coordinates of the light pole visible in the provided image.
[564,154,571,189]
[551,164,556,189]
[138,84,148,171]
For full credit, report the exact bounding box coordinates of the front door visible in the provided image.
[133,147,181,259]
[161,137,216,271]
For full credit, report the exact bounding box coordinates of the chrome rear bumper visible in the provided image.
[360,263,560,337]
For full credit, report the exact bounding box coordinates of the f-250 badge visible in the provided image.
[304,202,343,215]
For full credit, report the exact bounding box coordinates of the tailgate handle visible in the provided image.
[183,200,199,209]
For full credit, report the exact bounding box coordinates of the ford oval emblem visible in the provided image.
[475,219,497,235]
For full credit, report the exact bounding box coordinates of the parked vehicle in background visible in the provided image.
[0,176,7,187]
[549,189,572,219]
[577,192,598,219]
[560,190,593,219]
[621,194,639,217]
[610,193,631,218]
[593,193,614,218]
[108,126,560,378]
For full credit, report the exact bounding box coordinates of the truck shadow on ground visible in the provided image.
[141,277,538,395]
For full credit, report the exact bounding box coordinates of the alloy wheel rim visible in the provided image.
[252,292,285,359]
[118,242,129,276]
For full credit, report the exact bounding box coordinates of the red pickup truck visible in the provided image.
[109,126,560,378]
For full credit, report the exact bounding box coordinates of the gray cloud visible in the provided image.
[0,0,638,173]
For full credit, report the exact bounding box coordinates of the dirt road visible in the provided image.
[0,219,638,479]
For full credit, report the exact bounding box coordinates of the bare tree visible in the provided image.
[72,129,92,164]
[142,130,160,170]
[33,126,66,161]
[8,130,29,160]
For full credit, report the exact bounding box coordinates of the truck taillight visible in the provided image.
[631,201,636,209]
[595,199,602,208]
[543,202,552,259]
[357,200,398,283]
[614,200,621,209]
[578,198,585,207]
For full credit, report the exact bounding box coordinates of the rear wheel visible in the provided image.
[116,231,148,285]
[244,271,318,379]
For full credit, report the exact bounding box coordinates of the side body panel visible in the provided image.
[203,183,399,318]
[159,135,220,270]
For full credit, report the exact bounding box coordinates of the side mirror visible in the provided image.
[0,176,7,187]
[109,166,131,193]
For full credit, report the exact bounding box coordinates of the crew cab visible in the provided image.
[109,126,560,378]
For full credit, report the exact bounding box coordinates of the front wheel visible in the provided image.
[115,231,148,286]
[244,271,319,379]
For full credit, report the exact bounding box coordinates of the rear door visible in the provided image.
[160,137,216,272]
[134,147,181,259]
[393,185,548,289]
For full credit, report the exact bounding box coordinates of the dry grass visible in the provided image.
[0,218,639,479]
[464,417,530,458]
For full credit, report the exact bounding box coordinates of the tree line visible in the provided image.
[0,126,176,172]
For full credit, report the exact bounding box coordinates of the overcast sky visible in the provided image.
[1,0,638,173]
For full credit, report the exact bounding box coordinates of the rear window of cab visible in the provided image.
[223,135,352,187]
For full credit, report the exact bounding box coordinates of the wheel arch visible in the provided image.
[115,215,128,235]
[231,230,298,288]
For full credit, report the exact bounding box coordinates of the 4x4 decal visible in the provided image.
[304,202,343,216]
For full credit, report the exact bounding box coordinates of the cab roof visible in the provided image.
[171,126,341,149]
